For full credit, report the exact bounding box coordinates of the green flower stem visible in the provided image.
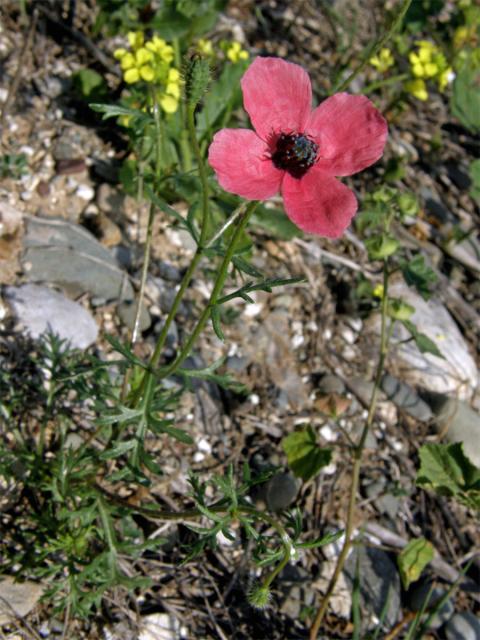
[309,258,392,640]
[131,98,217,409]
[152,200,258,381]
[332,0,412,94]
[173,38,192,172]
[361,72,409,96]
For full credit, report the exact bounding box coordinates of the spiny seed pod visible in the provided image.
[247,583,271,609]
[184,53,211,108]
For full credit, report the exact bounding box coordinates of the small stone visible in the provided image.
[5,284,98,349]
[444,612,480,640]
[265,472,299,511]
[117,301,151,333]
[381,374,433,422]
[0,577,44,625]
[317,374,346,395]
[423,392,480,467]
[139,613,180,640]
[36,180,50,197]
[76,184,95,201]
[344,546,401,631]
[407,582,454,629]
[55,158,87,175]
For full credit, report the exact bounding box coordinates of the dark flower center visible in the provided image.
[271,132,318,179]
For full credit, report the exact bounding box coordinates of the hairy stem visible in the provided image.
[309,259,391,640]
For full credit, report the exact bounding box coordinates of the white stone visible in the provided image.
[76,184,95,201]
[5,284,98,349]
[386,283,478,400]
[139,613,180,640]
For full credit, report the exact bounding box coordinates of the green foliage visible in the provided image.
[282,425,333,482]
[184,54,211,107]
[401,319,444,358]
[151,0,227,40]
[365,234,400,260]
[416,442,480,510]
[72,68,108,100]
[400,254,437,300]
[451,53,480,133]
[397,537,434,589]
[0,152,28,179]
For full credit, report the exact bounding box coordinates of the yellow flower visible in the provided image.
[120,47,155,84]
[373,284,384,299]
[146,36,174,63]
[405,78,428,101]
[226,42,249,63]
[197,39,214,57]
[438,67,454,91]
[158,68,181,113]
[370,48,394,73]
[127,31,144,51]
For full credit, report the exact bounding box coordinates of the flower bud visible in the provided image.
[247,583,271,609]
[184,53,211,107]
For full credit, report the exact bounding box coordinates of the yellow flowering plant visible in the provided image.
[405,40,453,101]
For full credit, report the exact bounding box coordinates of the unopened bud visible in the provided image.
[247,583,271,609]
[184,53,211,107]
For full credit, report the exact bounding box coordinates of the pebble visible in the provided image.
[5,284,98,349]
[423,392,480,466]
[344,546,401,631]
[444,612,480,640]
[76,184,95,201]
[265,472,299,511]
[381,374,433,422]
[385,282,478,400]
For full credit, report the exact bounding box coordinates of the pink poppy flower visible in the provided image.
[208,57,388,238]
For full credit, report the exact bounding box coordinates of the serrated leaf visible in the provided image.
[365,234,400,260]
[451,56,480,134]
[148,416,194,444]
[210,305,225,341]
[398,537,434,589]
[401,320,445,359]
[99,439,136,460]
[295,529,343,550]
[232,255,264,278]
[282,425,332,482]
[401,254,437,300]
[416,442,480,510]
[89,103,151,122]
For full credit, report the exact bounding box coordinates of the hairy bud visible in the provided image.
[247,583,271,609]
[184,53,211,107]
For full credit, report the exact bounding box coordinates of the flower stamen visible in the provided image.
[272,132,318,179]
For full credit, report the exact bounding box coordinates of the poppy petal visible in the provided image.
[306,93,388,176]
[208,129,283,200]
[282,169,358,238]
[241,57,312,142]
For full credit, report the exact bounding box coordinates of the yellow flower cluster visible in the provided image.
[225,42,249,63]
[405,40,453,101]
[195,38,249,64]
[114,32,181,113]
[370,48,395,73]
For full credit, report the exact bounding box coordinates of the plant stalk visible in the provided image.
[309,259,391,640]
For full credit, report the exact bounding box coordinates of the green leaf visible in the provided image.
[451,55,480,134]
[365,234,400,260]
[401,320,444,359]
[416,442,480,510]
[252,205,301,240]
[401,254,437,300]
[72,69,108,100]
[148,416,194,444]
[398,537,434,589]
[387,298,415,321]
[99,439,136,460]
[295,529,343,550]
[282,425,332,482]
[232,256,263,278]
[89,103,150,123]
[210,305,225,341]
